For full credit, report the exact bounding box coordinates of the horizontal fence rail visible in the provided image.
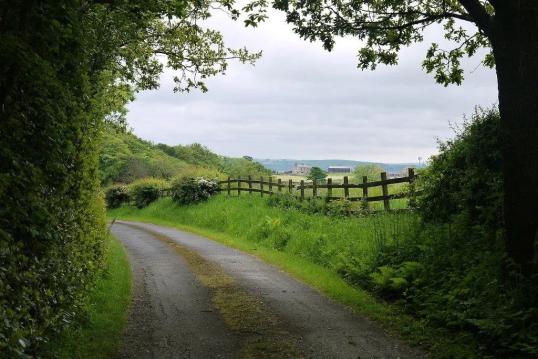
[214,168,419,211]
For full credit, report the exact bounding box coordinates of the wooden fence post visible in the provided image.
[260,176,264,197]
[269,177,273,195]
[343,176,349,199]
[408,168,416,208]
[278,179,282,193]
[248,175,252,195]
[227,177,231,196]
[381,172,390,211]
[237,176,241,196]
[327,178,332,200]
[312,179,317,198]
[362,176,369,209]
[288,179,293,193]
[300,180,305,201]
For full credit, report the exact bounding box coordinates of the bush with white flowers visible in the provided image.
[171,176,219,205]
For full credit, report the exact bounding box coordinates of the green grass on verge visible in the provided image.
[42,234,131,359]
[109,196,478,358]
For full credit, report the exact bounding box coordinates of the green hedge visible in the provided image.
[105,185,131,209]
[377,108,538,357]
[171,177,219,205]
[128,178,169,209]
[0,4,106,356]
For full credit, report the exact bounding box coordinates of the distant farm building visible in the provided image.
[387,168,414,179]
[328,166,351,173]
[292,163,312,176]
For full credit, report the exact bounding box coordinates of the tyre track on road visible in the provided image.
[112,221,425,359]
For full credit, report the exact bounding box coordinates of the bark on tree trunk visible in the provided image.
[492,1,538,275]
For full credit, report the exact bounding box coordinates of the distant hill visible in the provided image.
[99,127,271,185]
[99,128,421,184]
[99,128,189,185]
[255,159,423,174]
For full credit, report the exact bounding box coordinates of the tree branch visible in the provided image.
[458,0,491,34]
[325,6,473,33]
[487,0,498,10]
[357,14,468,32]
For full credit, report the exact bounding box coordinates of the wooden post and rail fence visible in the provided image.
[214,168,418,211]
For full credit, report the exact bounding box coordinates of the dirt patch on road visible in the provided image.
[124,223,303,359]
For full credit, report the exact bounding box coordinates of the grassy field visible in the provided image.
[108,195,478,357]
[42,234,131,359]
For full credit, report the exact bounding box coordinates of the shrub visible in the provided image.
[171,177,219,205]
[417,107,502,229]
[369,107,538,357]
[105,185,131,208]
[369,261,423,296]
[0,9,107,355]
[129,178,168,209]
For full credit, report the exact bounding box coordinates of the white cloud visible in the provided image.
[126,10,498,163]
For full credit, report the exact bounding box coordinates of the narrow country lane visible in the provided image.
[111,221,425,359]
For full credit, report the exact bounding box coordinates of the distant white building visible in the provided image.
[292,163,312,176]
[328,166,351,173]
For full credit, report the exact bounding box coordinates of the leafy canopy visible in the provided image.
[86,0,262,96]
[254,0,496,86]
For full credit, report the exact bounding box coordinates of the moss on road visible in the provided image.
[129,223,303,358]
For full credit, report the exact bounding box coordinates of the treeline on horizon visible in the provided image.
[257,159,424,174]
[99,126,271,186]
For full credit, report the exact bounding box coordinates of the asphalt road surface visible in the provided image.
[111,220,425,359]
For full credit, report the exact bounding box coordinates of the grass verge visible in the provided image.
[109,196,479,358]
[42,234,131,358]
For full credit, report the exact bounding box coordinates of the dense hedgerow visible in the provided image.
[171,177,219,205]
[105,185,131,208]
[0,6,107,355]
[371,108,538,357]
[128,178,169,209]
[1,0,258,356]
[418,107,503,229]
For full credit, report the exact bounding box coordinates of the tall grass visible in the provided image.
[229,177,411,210]
[108,195,481,357]
[108,194,482,358]
[110,195,418,286]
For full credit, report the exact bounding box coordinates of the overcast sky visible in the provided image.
[126,10,498,163]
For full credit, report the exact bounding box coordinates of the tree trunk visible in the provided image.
[491,1,538,275]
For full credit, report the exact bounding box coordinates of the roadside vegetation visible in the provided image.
[0,1,261,356]
[110,196,476,357]
[109,109,537,358]
[42,235,131,359]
